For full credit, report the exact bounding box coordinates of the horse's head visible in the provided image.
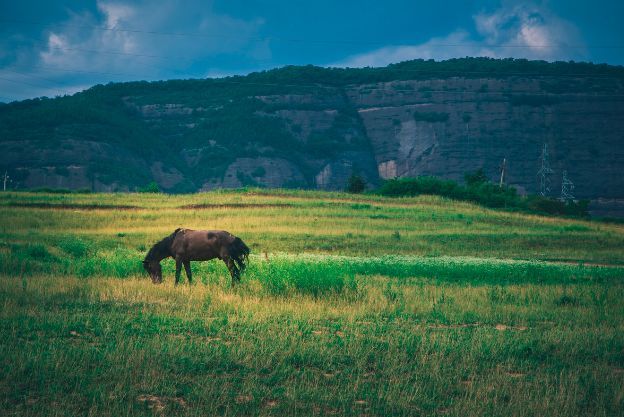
[143,260,163,284]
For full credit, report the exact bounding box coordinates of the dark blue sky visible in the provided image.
[1,0,623,101]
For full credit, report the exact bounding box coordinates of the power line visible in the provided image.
[0,76,68,95]
[3,18,624,49]
[1,68,75,90]
[6,32,624,81]
[11,37,280,66]
[5,34,624,81]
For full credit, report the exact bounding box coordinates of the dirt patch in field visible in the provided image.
[136,394,187,412]
[460,379,473,387]
[495,324,528,331]
[7,202,140,210]
[179,203,293,209]
[429,323,480,329]
[263,399,279,408]
[177,203,294,210]
[235,395,253,404]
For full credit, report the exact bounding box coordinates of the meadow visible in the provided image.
[0,189,623,416]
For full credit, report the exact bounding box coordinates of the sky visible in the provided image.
[1,0,623,102]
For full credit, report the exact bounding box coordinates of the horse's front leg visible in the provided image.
[183,261,192,284]
[223,257,239,286]
[175,259,182,285]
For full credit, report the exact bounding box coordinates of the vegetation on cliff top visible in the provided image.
[1,57,623,193]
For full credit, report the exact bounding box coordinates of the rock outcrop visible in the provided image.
[1,59,623,215]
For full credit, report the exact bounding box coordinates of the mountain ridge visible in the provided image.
[1,57,623,215]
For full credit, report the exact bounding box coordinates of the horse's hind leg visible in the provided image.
[183,261,192,284]
[175,259,182,285]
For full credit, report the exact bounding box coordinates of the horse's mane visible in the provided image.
[144,228,182,262]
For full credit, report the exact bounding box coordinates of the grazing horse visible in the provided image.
[143,228,250,285]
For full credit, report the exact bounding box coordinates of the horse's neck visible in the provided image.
[148,241,172,262]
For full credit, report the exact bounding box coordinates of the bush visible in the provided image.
[464,168,488,186]
[378,175,589,217]
[346,174,366,193]
[138,181,160,193]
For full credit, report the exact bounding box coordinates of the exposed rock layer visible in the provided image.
[1,61,623,215]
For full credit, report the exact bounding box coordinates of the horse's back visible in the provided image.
[171,229,236,261]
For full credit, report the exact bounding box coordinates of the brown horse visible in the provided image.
[143,228,250,285]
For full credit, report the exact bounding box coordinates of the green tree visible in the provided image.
[346,174,366,193]
[464,168,488,187]
[138,181,160,193]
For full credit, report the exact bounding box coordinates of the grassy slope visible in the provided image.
[0,189,623,416]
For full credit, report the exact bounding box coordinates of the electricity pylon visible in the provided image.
[537,144,554,196]
[560,170,575,202]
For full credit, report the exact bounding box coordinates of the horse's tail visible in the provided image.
[229,236,251,277]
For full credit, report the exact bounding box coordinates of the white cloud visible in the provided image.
[332,30,488,68]
[97,1,135,28]
[474,3,584,60]
[39,0,266,73]
[334,2,586,68]
[2,0,267,100]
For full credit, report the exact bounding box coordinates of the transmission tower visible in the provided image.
[560,170,575,202]
[537,144,554,196]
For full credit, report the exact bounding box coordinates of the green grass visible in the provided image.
[1,189,623,416]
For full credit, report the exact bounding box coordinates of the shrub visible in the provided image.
[378,175,589,217]
[138,181,160,193]
[346,174,366,193]
[464,168,488,186]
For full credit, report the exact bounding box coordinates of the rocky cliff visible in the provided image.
[1,58,623,215]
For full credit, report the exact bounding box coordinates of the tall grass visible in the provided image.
[3,242,622,295]
[0,274,622,416]
[0,190,623,416]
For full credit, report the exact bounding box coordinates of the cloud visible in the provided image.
[473,2,585,60]
[2,0,267,100]
[334,1,586,68]
[332,30,484,68]
[40,0,266,72]
[97,2,135,28]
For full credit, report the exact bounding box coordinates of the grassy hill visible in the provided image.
[0,189,623,416]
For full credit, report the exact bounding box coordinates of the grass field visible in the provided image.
[1,189,623,416]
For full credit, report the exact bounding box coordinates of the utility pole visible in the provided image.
[499,158,506,188]
[560,170,575,202]
[2,171,9,191]
[537,144,554,196]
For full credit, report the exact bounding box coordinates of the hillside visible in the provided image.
[2,188,623,264]
[1,58,624,215]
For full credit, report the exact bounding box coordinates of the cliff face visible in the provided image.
[1,59,623,215]
[346,77,624,200]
